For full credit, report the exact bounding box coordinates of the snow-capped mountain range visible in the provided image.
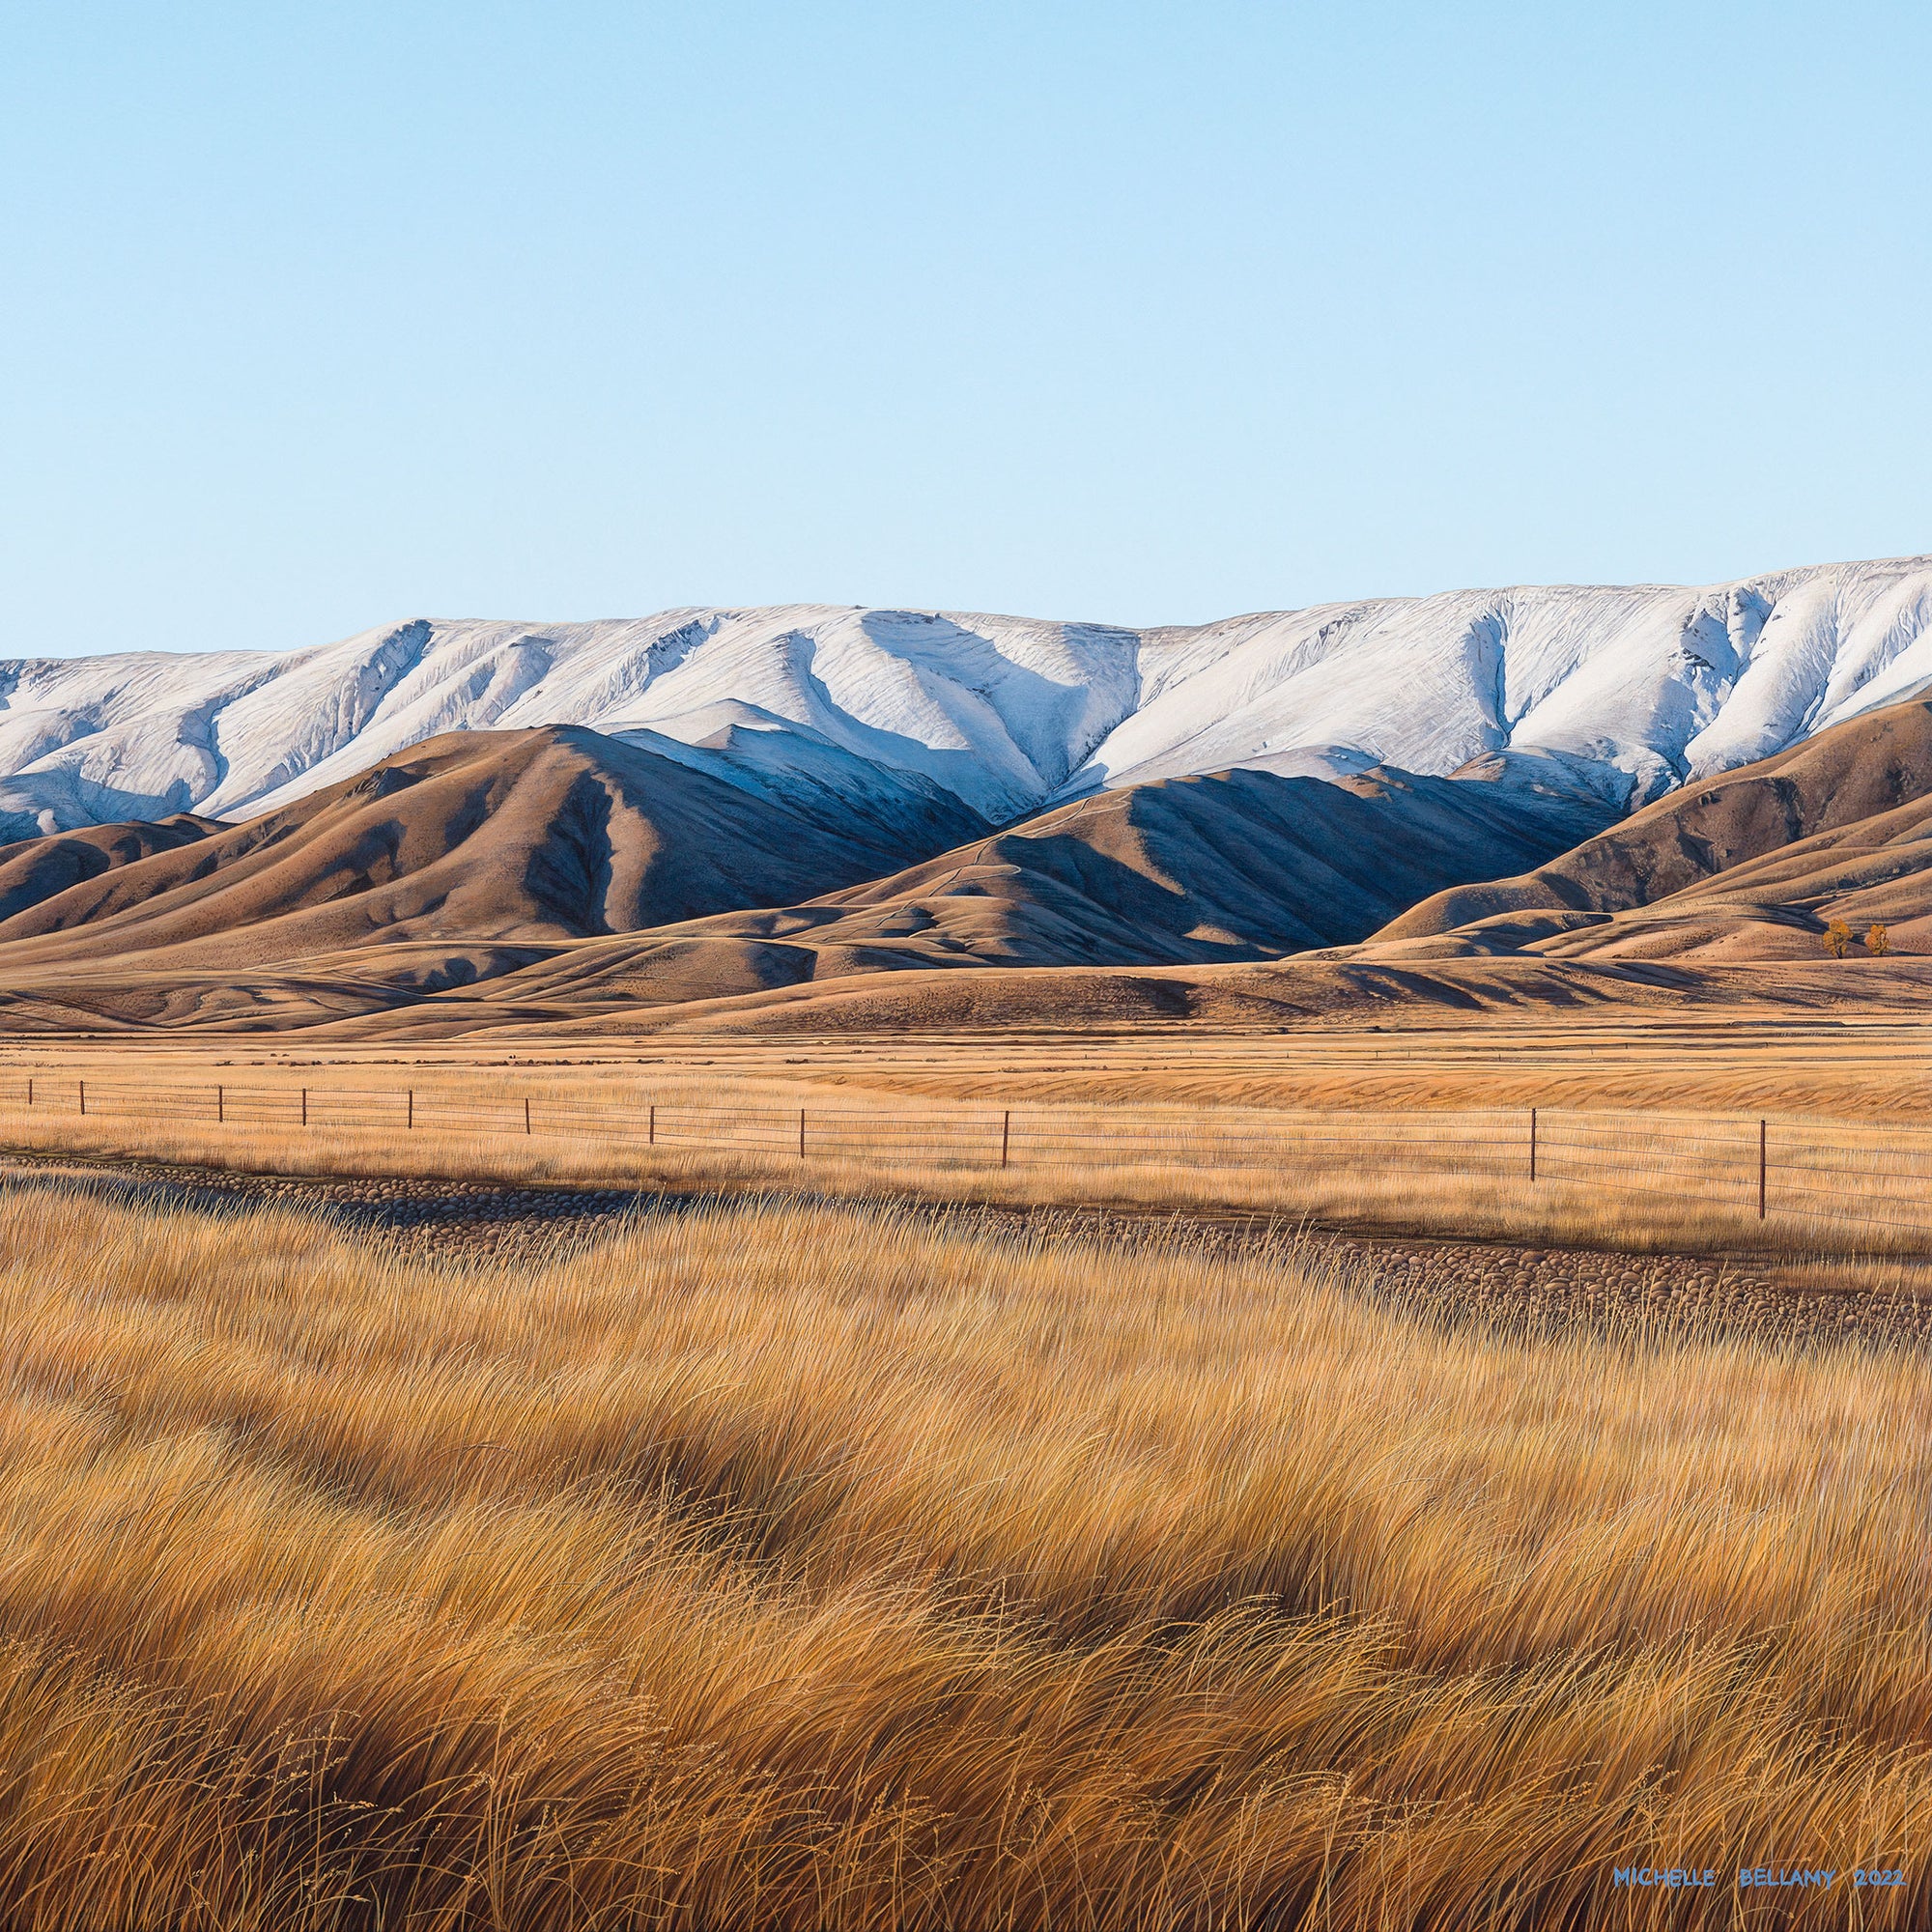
[6,554,1931,841]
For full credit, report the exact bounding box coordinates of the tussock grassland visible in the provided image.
[14,1012,1932,1122]
[0,1186,1922,1926]
[5,1065,1932,1265]
[762,1025,1932,1121]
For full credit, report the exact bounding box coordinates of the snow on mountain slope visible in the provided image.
[1099,560,1932,808]
[2,558,1929,840]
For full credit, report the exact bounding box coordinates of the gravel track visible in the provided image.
[1,1149,1926,1348]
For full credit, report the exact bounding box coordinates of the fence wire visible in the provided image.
[3,1074,1924,1245]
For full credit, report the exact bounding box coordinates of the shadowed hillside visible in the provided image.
[1335,699,1932,963]
[18,701,1932,1034]
[0,726,989,976]
[441,757,1615,1011]
[0,813,224,923]
[0,729,1611,1027]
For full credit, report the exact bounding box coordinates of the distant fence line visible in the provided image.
[0,1072,1917,1246]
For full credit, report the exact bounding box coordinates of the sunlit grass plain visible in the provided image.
[0,1182,1922,1927]
[7,1037,1932,1269]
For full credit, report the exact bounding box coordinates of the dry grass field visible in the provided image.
[5,1019,1932,1267]
[0,1180,1921,1928]
[8,1010,1931,1122]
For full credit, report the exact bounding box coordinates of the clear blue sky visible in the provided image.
[4,1,1928,656]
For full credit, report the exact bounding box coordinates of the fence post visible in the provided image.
[799,1107,807,1157]
[1001,1108,1011,1169]
[216,1084,224,1124]
[78,1079,85,1117]
[408,1089,414,1130]
[648,1103,656,1147]
[1758,1119,1767,1220]
[1529,1106,1537,1182]
[24,1077,30,1107]
[525,1096,531,1136]
[301,1088,308,1127]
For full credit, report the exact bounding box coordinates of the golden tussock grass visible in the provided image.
[4,1056,1931,1266]
[771,1028,1932,1122]
[0,1183,1922,1926]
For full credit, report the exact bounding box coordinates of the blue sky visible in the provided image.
[3,1,1928,655]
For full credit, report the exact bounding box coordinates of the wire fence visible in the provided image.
[0,1072,1918,1247]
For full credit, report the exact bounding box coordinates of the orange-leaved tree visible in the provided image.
[1867,922,1892,956]
[1824,918,1852,959]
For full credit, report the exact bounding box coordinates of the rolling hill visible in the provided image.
[0,813,222,925]
[0,724,1610,1024]
[1327,700,1932,964]
[9,589,1932,1036]
[461,754,1615,1011]
[0,726,988,984]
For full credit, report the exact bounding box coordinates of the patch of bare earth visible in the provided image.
[5,1151,1925,1348]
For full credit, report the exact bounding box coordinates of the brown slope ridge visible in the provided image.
[0,725,989,981]
[290,952,1932,1045]
[1330,697,1932,964]
[412,757,1617,1014]
[0,813,224,924]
